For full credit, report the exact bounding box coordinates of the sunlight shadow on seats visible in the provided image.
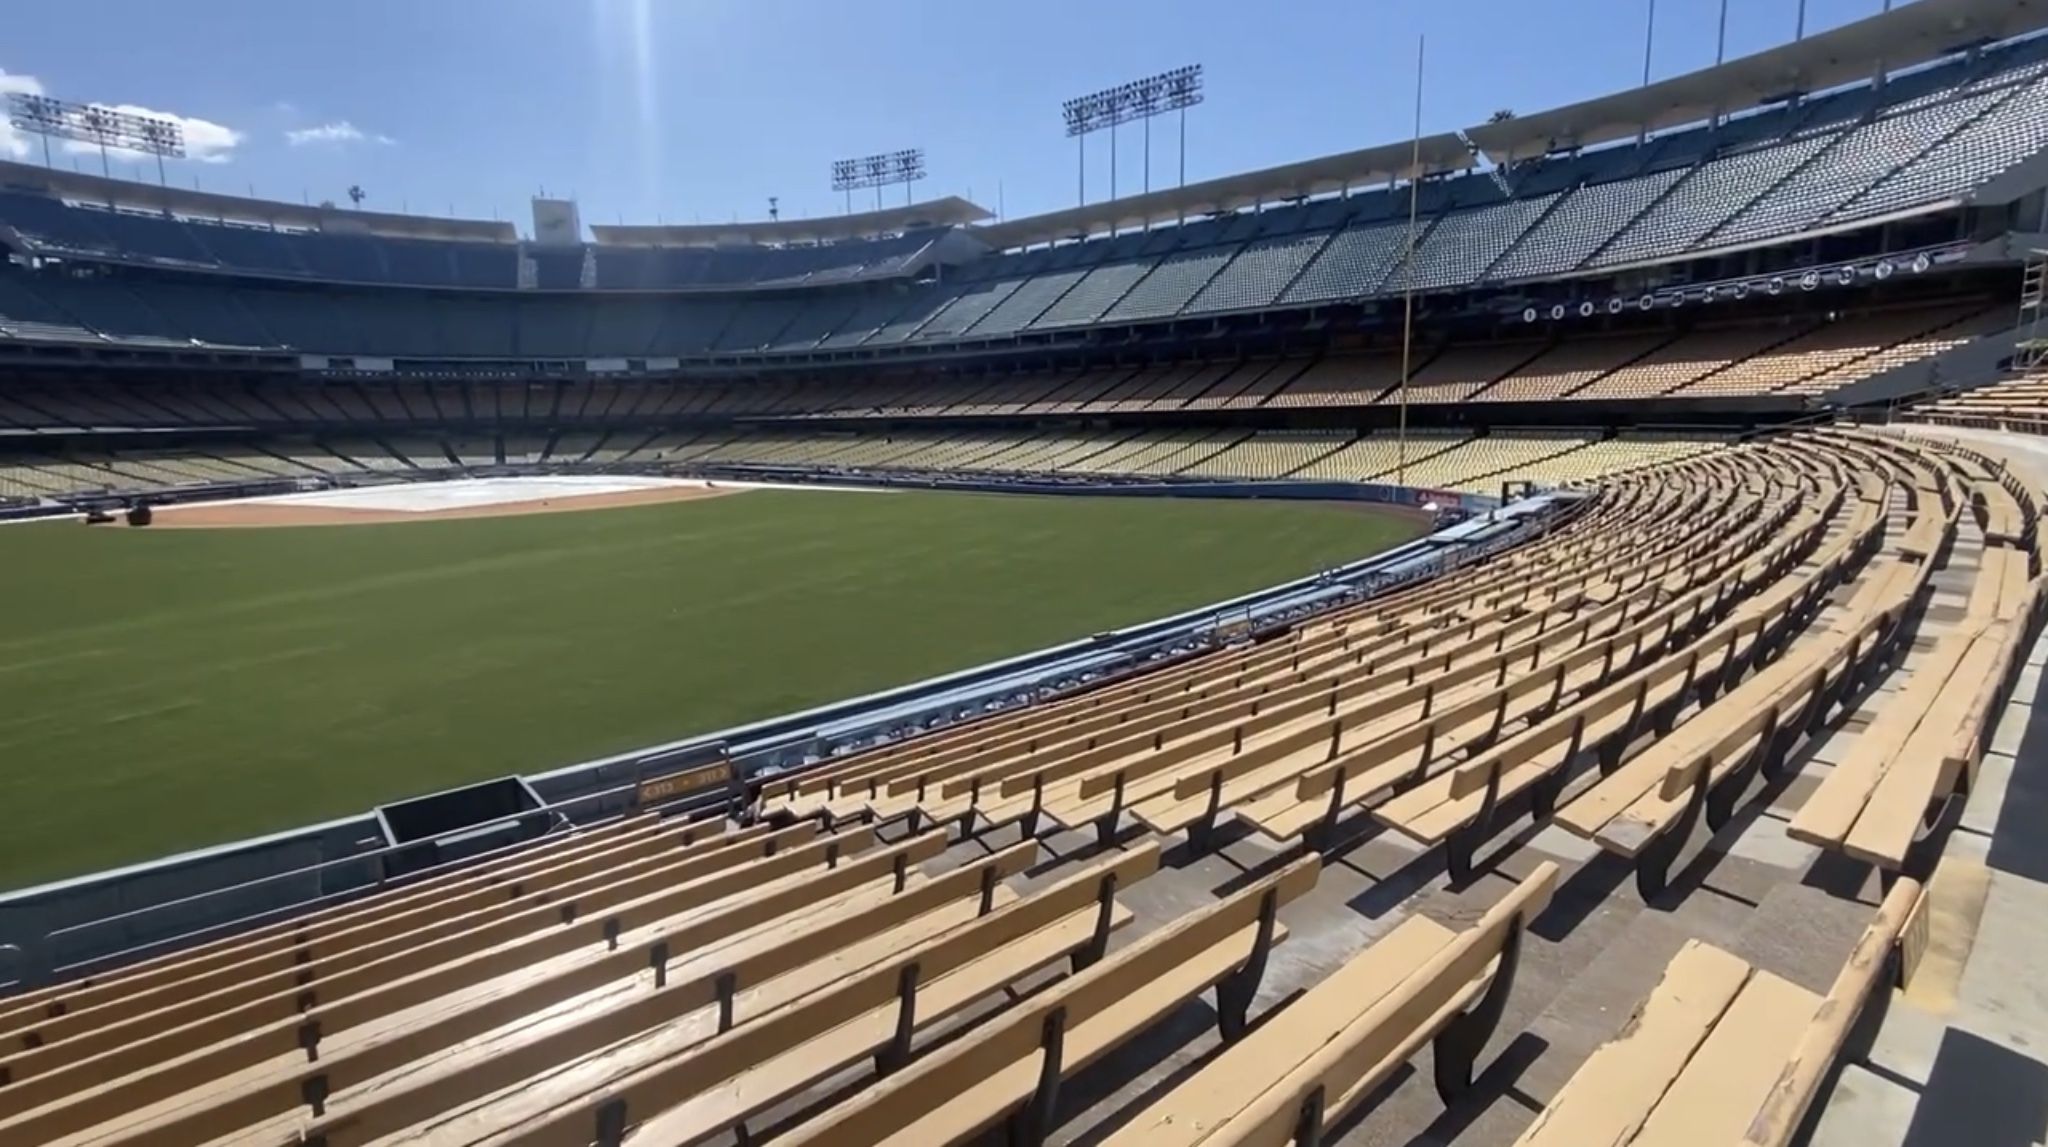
[1059,995,1231,1147]
[1399,1032,1549,1147]
[1531,851,1631,942]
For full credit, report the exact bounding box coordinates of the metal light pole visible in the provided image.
[1642,0,1658,87]
[1110,111,1118,202]
[1062,66,1203,211]
[1397,34,1425,490]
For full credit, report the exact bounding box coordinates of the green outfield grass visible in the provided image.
[0,489,1421,889]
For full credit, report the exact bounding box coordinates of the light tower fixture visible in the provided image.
[829,147,927,214]
[6,93,185,185]
[1060,64,1204,209]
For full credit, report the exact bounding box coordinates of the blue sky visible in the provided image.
[0,0,1900,234]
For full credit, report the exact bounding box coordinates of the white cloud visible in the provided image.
[285,120,394,148]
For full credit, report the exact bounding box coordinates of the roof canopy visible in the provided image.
[0,159,518,242]
[973,133,1473,251]
[1467,0,2048,161]
[589,197,992,247]
[980,0,2048,249]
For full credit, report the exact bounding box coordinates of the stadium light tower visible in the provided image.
[829,148,927,214]
[6,93,185,185]
[1061,65,1204,208]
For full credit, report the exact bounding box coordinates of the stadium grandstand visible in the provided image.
[8,0,2048,1144]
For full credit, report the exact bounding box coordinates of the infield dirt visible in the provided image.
[149,483,738,527]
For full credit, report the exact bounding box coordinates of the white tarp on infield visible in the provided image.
[241,475,710,514]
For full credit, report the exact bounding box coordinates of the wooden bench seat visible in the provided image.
[0,815,671,1034]
[65,839,1048,1147]
[0,820,809,1087]
[768,856,1323,1147]
[1375,598,1772,879]
[1245,585,1730,849]
[1839,621,2024,873]
[1788,508,2040,879]
[1366,493,1874,866]
[1518,878,1922,1147]
[1972,475,2031,547]
[1000,594,1635,845]
[1129,613,1630,836]
[1174,556,1761,833]
[1269,507,1842,857]
[1554,537,1911,896]
[1787,629,1977,864]
[0,825,924,1143]
[1098,863,1557,1147]
[1967,547,2040,623]
[765,646,1245,810]
[782,581,1583,828]
[456,845,1167,1147]
[1,818,745,1054]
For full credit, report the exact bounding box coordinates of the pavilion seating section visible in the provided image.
[1782,436,2042,876]
[760,429,2024,910]
[4,427,2016,1146]
[1911,371,2048,431]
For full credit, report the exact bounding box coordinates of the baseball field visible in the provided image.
[0,486,1422,889]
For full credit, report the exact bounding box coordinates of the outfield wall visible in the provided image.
[688,463,1501,513]
[0,480,1559,988]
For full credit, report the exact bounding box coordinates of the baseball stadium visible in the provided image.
[5,0,2048,1143]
